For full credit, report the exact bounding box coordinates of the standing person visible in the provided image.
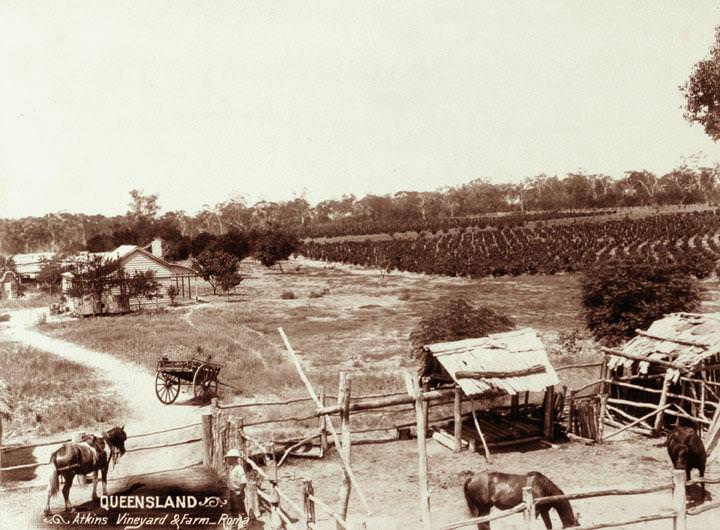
[244,467,261,521]
[224,449,249,529]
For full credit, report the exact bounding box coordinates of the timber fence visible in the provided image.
[3,356,702,528]
[0,421,204,491]
[440,470,720,530]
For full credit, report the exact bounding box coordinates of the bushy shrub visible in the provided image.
[409,297,515,359]
[281,290,296,300]
[309,288,330,299]
[581,261,702,346]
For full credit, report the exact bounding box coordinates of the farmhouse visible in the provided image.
[62,239,198,315]
[602,312,720,453]
[423,328,560,452]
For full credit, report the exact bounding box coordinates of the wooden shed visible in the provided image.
[423,328,561,452]
[602,312,720,451]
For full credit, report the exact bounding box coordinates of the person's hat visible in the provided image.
[224,448,241,458]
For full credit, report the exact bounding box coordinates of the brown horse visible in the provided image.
[44,426,127,515]
[667,425,707,502]
[464,471,579,530]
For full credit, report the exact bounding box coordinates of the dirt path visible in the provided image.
[1,308,212,529]
[2,307,206,433]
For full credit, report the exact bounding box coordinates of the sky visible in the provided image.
[2,1,720,218]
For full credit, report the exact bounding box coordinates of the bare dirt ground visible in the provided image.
[2,259,720,529]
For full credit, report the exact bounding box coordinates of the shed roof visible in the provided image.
[607,312,720,379]
[425,328,559,396]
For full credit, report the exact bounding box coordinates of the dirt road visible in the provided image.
[1,308,213,529]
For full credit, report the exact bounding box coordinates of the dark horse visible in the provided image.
[464,471,579,530]
[667,425,707,502]
[45,426,127,515]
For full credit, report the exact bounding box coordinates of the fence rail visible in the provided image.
[0,436,202,473]
[1,421,201,454]
[442,470,719,530]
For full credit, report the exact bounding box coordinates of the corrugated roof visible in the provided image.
[425,328,559,396]
[607,312,720,380]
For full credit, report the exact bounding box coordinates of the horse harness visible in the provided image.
[56,431,120,473]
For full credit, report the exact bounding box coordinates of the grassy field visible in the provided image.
[0,288,55,312]
[0,340,123,437]
[42,258,597,400]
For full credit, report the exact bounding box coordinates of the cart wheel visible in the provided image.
[193,365,218,400]
[155,371,181,404]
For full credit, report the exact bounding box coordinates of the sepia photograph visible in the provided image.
[3,2,720,529]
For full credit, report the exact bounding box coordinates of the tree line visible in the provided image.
[2,163,720,255]
[4,22,720,255]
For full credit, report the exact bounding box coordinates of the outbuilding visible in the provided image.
[602,312,720,453]
[423,327,560,453]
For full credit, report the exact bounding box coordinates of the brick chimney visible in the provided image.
[151,238,163,259]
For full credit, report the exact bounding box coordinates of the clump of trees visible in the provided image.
[253,231,299,272]
[580,261,703,346]
[683,27,720,141]
[192,249,242,296]
[37,256,68,294]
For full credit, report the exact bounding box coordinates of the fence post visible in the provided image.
[201,412,213,467]
[303,479,316,530]
[421,377,431,437]
[336,373,352,529]
[270,437,278,483]
[672,469,687,530]
[0,417,3,483]
[522,484,535,530]
[211,399,222,473]
[238,417,247,461]
[596,394,608,443]
[404,372,431,530]
[319,386,328,458]
[453,385,463,452]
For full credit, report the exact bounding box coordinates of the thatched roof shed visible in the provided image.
[424,328,559,397]
[606,312,720,382]
[601,312,720,446]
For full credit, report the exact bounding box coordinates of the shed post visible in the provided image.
[654,372,673,434]
[511,394,520,417]
[543,386,555,441]
[453,385,463,452]
[672,469,687,530]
